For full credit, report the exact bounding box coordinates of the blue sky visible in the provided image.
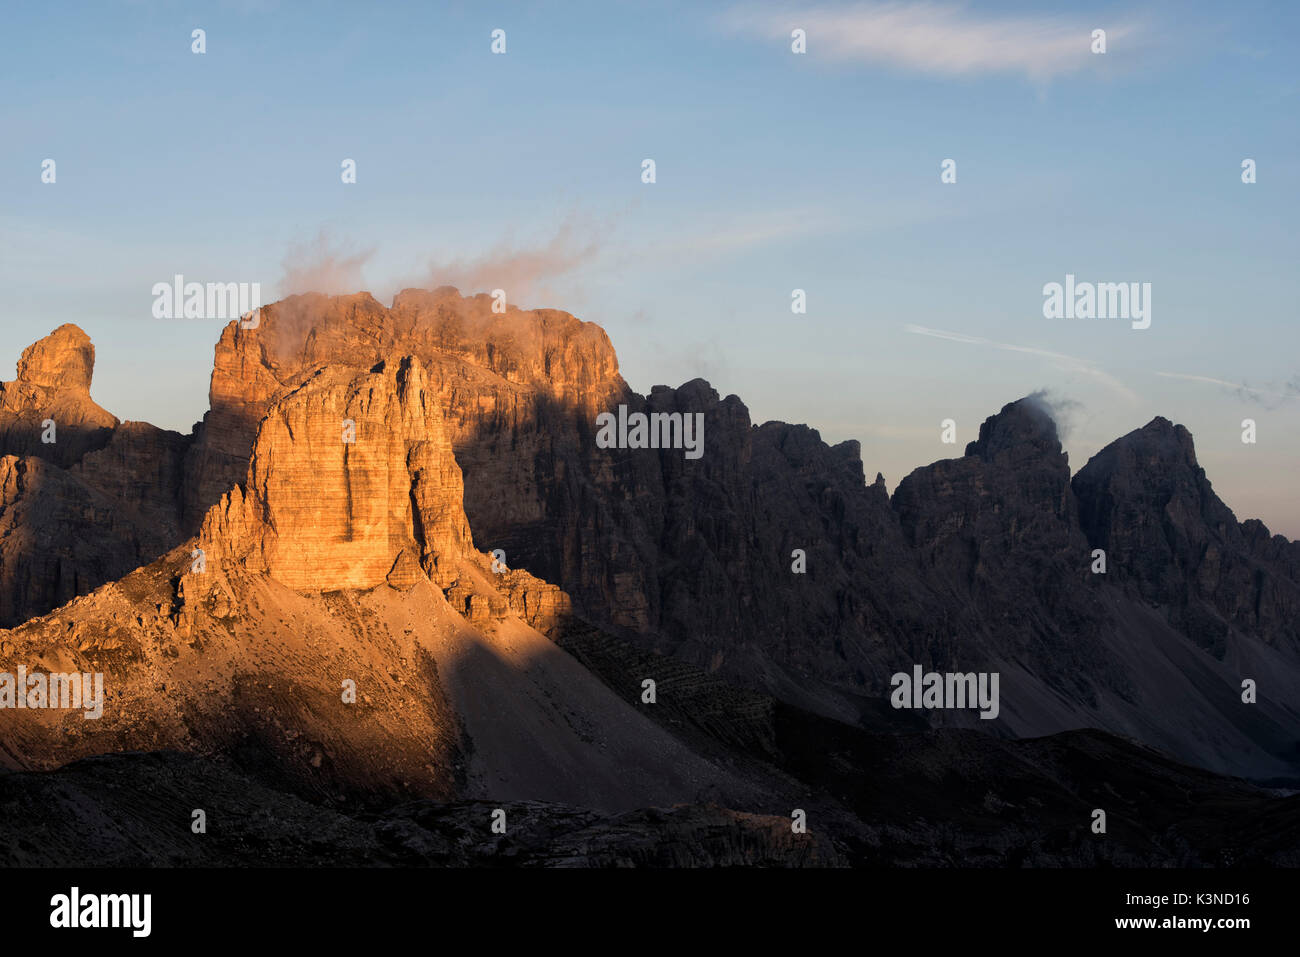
[2,0,1298,535]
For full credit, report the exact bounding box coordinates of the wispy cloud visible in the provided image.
[723,2,1141,81]
[280,232,375,297]
[905,323,1138,403]
[611,207,844,277]
[665,205,837,257]
[675,214,825,256]
[1155,371,1300,408]
[423,211,610,299]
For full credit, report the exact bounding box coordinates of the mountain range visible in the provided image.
[1,289,1297,866]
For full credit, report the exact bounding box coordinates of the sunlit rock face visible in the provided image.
[0,323,119,468]
[199,356,472,592]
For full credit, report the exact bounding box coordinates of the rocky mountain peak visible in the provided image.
[0,324,118,473]
[1072,415,1217,534]
[1071,415,1300,655]
[964,395,1065,469]
[15,323,96,393]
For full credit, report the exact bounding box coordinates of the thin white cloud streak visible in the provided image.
[612,208,844,276]
[1155,372,1299,401]
[722,2,1141,81]
[679,217,822,255]
[904,323,1139,403]
[671,208,843,258]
